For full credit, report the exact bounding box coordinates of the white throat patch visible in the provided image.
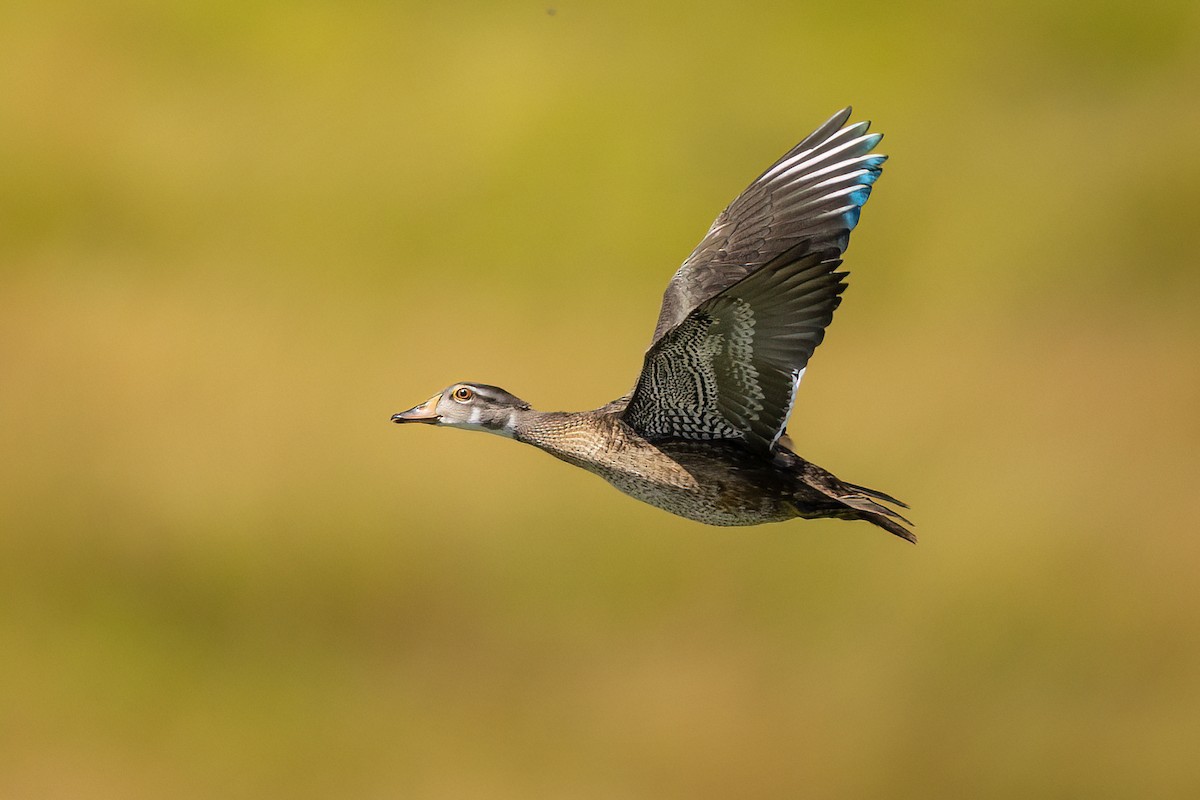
[445,406,517,439]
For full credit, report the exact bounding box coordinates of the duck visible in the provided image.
[392,107,914,542]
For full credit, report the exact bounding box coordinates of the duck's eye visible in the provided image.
[452,386,474,402]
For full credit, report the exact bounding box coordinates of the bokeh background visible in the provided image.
[3,1,1199,797]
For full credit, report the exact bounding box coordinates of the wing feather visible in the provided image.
[648,108,885,345]
[622,244,846,454]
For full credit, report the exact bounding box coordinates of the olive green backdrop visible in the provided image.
[3,1,1198,798]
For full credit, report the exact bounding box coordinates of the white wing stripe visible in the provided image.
[770,368,805,450]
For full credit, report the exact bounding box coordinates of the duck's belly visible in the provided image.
[604,471,794,526]
[582,458,797,527]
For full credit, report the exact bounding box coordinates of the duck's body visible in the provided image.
[516,407,795,527]
[393,108,914,542]
[496,401,908,536]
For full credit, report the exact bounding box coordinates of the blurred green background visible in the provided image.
[3,1,1199,797]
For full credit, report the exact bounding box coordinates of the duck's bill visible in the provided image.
[391,394,441,424]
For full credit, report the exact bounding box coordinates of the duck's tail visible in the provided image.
[829,480,916,543]
[783,453,916,543]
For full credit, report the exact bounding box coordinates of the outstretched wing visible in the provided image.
[622,243,846,454]
[649,107,884,345]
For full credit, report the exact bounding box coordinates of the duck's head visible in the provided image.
[391,382,531,438]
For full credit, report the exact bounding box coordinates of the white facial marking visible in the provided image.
[445,405,516,439]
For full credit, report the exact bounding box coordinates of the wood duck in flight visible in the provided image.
[393,108,913,542]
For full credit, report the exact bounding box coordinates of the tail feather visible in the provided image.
[836,492,917,543]
[841,480,909,509]
[856,511,917,544]
[787,456,917,543]
[838,492,914,527]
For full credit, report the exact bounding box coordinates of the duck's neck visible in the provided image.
[511,408,608,463]
[510,408,570,445]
